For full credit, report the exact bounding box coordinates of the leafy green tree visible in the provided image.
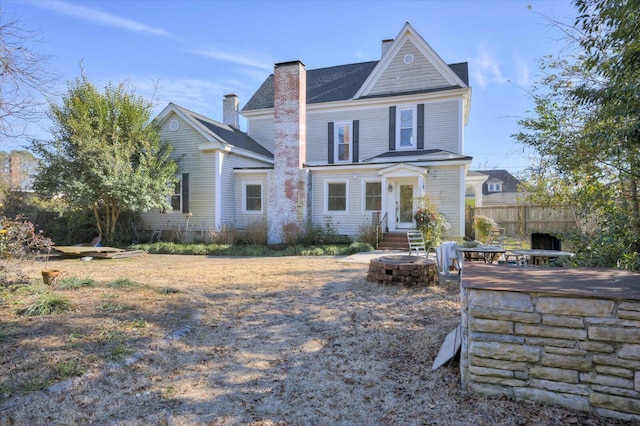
[31,77,178,244]
[515,0,640,270]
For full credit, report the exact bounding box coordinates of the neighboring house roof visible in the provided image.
[158,103,273,159]
[475,169,522,195]
[243,60,468,111]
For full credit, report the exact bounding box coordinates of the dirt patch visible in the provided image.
[0,254,626,425]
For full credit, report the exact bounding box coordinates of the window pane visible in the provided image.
[328,183,346,211]
[338,144,349,161]
[245,184,262,211]
[171,195,181,211]
[365,182,382,211]
[401,109,412,127]
[400,128,413,146]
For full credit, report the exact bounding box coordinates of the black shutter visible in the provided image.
[328,122,334,164]
[417,104,424,149]
[182,173,189,213]
[388,106,396,151]
[352,120,359,163]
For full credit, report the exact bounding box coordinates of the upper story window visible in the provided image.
[335,122,352,162]
[243,182,263,213]
[488,182,502,192]
[397,106,416,149]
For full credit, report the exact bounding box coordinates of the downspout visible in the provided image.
[214,150,223,231]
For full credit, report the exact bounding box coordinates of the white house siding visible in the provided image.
[141,113,217,233]
[424,165,464,238]
[234,170,269,229]
[310,168,381,239]
[246,116,274,153]
[306,107,388,163]
[220,154,271,226]
[425,100,460,153]
[369,39,450,96]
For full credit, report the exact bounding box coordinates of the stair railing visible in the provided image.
[375,211,388,249]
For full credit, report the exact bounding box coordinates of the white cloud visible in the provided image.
[24,0,180,40]
[188,47,274,71]
[472,44,507,89]
[514,56,532,87]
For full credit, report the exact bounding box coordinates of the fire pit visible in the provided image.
[367,255,438,287]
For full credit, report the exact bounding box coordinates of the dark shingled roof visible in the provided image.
[475,169,522,194]
[363,149,472,162]
[243,61,469,111]
[168,104,273,158]
[193,117,273,158]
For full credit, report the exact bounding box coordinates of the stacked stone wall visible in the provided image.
[460,288,640,421]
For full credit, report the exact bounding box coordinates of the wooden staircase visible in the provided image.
[377,231,410,251]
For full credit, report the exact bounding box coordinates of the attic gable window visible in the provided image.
[397,106,416,149]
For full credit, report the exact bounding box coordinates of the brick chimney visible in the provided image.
[381,39,394,57]
[8,155,21,189]
[268,60,309,244]
[223,94,239,128]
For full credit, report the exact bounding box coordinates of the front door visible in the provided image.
[396,182,415,229]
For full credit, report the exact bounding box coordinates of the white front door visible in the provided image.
[387,179,415,231]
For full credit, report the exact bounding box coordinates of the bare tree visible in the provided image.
[0,10,59,140]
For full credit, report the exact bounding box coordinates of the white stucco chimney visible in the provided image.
[267,60,309,245]
[381,39,394,57]
[223,94,239,128]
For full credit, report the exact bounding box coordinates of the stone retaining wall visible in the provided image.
[460,287,640,421]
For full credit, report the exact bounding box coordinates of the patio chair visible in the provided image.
[407,230,429,257]
[436,241,463,275]
[503,241,527,266]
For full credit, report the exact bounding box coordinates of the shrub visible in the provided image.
[239,220,267,245]
[1,215,54,285]
[208,224,237,245]
[282,222,302,246]
[413,197,450,248]
[474,215,498,242]
[356,220,378,247]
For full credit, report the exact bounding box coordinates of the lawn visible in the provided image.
[0,255,626,425]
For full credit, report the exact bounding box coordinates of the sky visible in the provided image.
[3,0,578,175]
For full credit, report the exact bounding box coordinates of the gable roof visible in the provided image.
[354,22,468,99]
[158,103,273,159]
[242,34,469,112]
[364,149,472,163]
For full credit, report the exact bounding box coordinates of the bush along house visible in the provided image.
[141,22,472,244]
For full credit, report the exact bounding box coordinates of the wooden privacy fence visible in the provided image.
[466,205,592,239]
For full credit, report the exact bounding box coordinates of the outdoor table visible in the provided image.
[455,246,506,264]
[509,249,575,266]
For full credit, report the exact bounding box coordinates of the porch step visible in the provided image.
[378,231,410,251]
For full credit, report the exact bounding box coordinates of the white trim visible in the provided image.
[334,120,352,163]
[362,179,382,213]
[242,181,263,214]
[324,179,349,213]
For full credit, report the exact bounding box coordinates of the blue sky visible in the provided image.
[4,0,577,174]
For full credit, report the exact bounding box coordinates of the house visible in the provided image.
[141,23,472,244]
[472,169,526,206]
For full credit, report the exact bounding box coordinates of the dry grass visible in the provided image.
[0,255,627,425]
